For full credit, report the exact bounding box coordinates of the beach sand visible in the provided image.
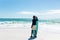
[0,23,60,40]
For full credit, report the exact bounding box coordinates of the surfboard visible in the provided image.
[36,21,38,32]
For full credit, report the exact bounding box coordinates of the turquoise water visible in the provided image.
[0,18,60,24]
[0,18,31,22]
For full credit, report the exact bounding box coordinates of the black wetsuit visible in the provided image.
[32,19,36,26]
[32,18,38,27]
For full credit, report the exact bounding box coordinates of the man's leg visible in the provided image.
[31,30,33,37]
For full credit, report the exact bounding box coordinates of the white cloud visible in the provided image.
[47,10,60,14]
[17,11,36,15]
[16,10,60,15]
[16,11,38,18]
[16,10,60,19]
[16,11,40,18]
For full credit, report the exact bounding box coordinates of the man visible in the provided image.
[30,16,38,39]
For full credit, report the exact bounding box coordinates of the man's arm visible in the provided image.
[31,25,33,28]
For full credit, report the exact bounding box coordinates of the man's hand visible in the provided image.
[31,26,32,28]
[31,25,33,28]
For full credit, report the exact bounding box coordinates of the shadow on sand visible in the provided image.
[28,37,36,40]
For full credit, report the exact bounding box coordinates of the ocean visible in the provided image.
[0,18,60,24]
[0,18,60,29]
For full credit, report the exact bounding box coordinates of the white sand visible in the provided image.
[0,23,60,40]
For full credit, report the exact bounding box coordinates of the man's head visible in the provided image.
[33,15,36,19]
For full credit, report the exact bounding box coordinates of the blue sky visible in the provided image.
[0,0,60,19]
